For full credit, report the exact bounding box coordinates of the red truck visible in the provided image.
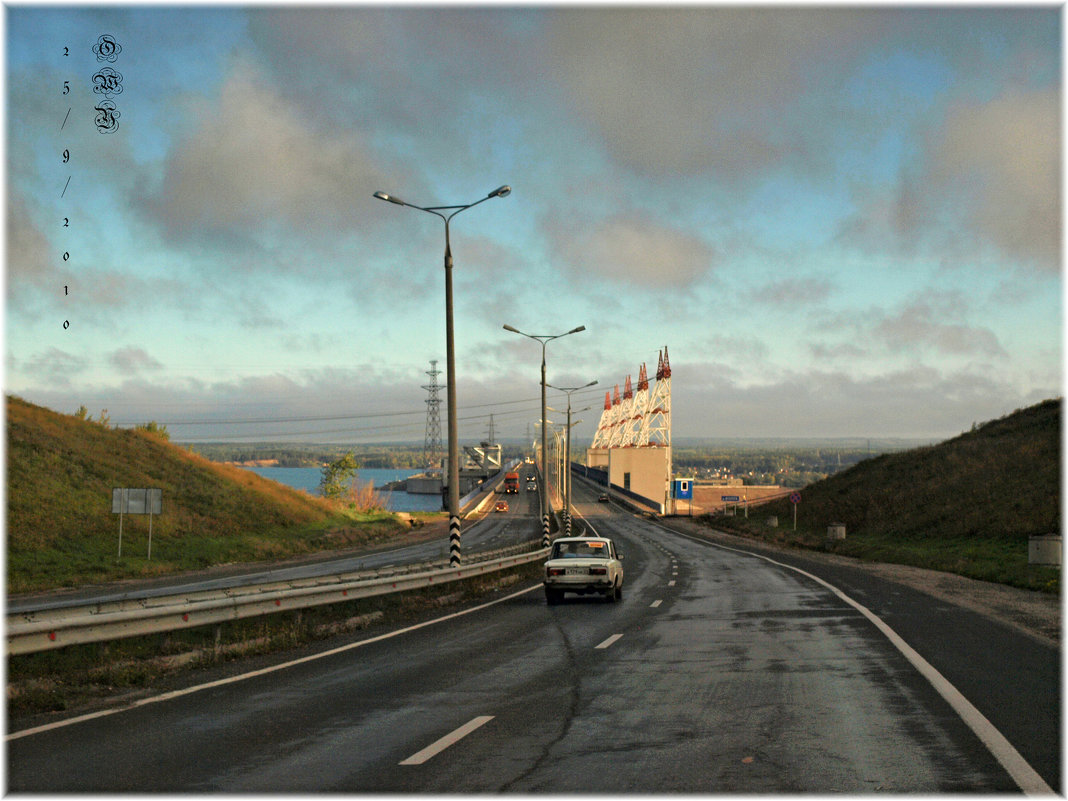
[503,471,520,493]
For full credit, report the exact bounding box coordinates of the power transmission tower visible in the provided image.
[422,360,443,470]
[486,414,496,445]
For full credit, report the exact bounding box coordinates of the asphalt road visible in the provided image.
[8,483,543,614]
[8,481,1051,793]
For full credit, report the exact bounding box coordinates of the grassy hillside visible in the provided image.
[6,396,409,593]
[706,399,1062,591]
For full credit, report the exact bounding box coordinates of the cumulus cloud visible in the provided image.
[926,88,1060,268]
[16,348,89,389]
[548,213,715,287]
[147,60,396,245]
[873,301,1007,358]
[109,347,164,375]
[6,193,53,298]
[674,363,1049,438]
[751,277,834,307]
[547,7,879,178]
[839,86,1060,270]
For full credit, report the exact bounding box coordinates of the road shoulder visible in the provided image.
[657,516,1060,646]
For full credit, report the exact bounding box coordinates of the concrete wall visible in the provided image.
[692,484,788,513]
[586,446,671,511]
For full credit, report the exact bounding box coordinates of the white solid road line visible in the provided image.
[650,600,663,608]
[661,526,1054,796]
[595,633,623,649]
[7,584,542,742]
[399,716,495,766]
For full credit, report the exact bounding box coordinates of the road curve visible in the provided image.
[7,486,1043,792]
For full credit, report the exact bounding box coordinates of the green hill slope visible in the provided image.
[707,399,1062,591]
[6,396,405,593]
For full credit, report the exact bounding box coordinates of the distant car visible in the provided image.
[544,536,623,604]
[598,493,610,502]
[526,483,536,492]
[495,500,509,512]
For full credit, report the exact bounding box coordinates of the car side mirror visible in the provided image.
[618,553,624,561]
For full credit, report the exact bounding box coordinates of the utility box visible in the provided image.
[672,479,694,499]
[827,522,847,541]
[1028,535,1062,565]
[765,516,778,528]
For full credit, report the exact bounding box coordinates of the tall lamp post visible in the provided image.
[547,380,597,533]
[375,185,511,567]
[503,324,586,548]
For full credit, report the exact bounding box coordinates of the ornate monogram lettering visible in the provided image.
[92,34,122,63]
[94,100,120,134]
[92,67,124,99]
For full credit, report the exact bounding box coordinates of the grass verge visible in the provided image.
[698,513,1060,594]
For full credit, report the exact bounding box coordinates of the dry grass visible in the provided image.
[6,396,406,593]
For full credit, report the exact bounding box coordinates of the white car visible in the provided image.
[544,536,624,604]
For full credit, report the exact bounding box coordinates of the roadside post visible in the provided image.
[112,488,163,559]
[790,491,801,530]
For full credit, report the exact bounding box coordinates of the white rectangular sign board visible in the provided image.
[112,487,162,515]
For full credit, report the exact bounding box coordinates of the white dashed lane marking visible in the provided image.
[595,634,624,650]
[399,716,495,766]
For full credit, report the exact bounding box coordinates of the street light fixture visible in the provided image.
[547,380,597,533]
[375,185,511,567]
[503,324,587,547]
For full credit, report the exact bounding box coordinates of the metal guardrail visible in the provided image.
[7,540,547,656]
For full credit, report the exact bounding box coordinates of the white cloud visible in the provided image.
[926,88,1060,269]
[549,213,715,287]
[147,60,395,245]
[547,7,878,179]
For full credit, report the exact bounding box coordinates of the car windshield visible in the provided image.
[552,541,609,559]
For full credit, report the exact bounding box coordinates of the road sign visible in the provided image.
[789,492,801,504]
[721,495,740,502]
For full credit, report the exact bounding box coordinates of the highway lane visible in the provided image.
[7,489,1024,792]
[8,485,543,615]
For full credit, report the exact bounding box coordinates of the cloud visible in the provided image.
[873,301,1007,358]
[109,347,164,375]
[548,213,715,287]
[6,193,54,298]
[839,86,1060,270]
[547,7,879,179]
[674,363,1052,438]
[751,277,834,307]
[926,88,1060,269]
[15,348,89,389]
[146,60,396,246]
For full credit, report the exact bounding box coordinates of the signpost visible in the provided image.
[789,492,801,530]
[112,488,162,559]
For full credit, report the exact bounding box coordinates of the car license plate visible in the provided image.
[565,567,585,575]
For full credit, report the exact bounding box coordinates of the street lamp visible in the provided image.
[375,185,511,567]
[503,324,586,548]
[547,380,597,533]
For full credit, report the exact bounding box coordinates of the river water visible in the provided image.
[240,466,444,513]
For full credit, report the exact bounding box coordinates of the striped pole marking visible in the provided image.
[541,513,551,549]
[449,515,461,567]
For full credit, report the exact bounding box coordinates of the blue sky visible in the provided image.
[5,6,1062,444]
